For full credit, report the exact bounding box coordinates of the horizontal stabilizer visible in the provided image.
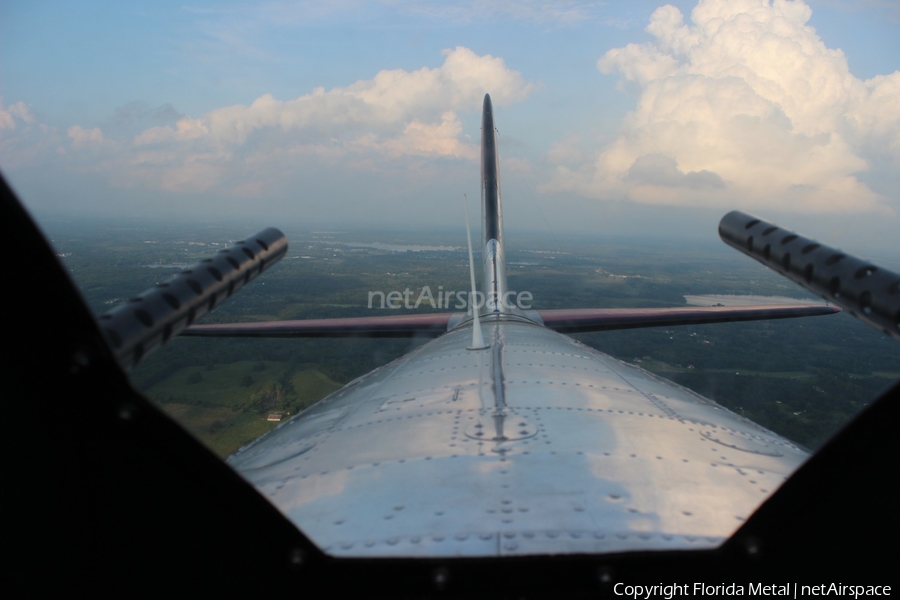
[538,304,839,334]
[183,304,837,339]
[184,313,453,339]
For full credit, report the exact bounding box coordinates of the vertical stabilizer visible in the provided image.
[481,94,509,313]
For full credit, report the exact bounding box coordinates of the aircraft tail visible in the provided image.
[178,99,841,340]
[481,93,509,313]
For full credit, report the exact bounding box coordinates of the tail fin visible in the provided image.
[481,93,509,313]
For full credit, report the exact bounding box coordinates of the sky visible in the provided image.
[1,0,899,256]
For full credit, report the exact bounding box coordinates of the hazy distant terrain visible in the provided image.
[45,218,900,455]
[683,294,828,307]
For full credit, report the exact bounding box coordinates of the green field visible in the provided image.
[145,360,342,456]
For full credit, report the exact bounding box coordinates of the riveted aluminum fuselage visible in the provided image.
[229,317,807,557]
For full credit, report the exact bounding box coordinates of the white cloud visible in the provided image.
[0,109,13,132]
[67,125,108,149]
[0,100,34,131]
[4,47,529,199]
[133,117,208,146]
[0,101,63,171]
[367,112,478,159]
[113,47,530,194]
[132,46,531,149]
[8,101,35,124]
[548,0,900,214]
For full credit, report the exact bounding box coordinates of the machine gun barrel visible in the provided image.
[99,227,288,370]
[719,211,900,341]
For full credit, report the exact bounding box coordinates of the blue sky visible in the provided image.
[2,0,899,256]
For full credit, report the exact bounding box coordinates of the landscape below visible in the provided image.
[45,218,900,456]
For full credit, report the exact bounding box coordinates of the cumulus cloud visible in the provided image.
[6,47,528,198]
[67,125,108,149]
[0,100,65,171]
[625,154,725,190]
[111,47,529,193]
[133,117,208,146]
[365,112,479,159]
[0,100,35,131]
[0,110,13,132]
[134,47,530,149]
[1,47,530,200]
[546,0,900,214]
